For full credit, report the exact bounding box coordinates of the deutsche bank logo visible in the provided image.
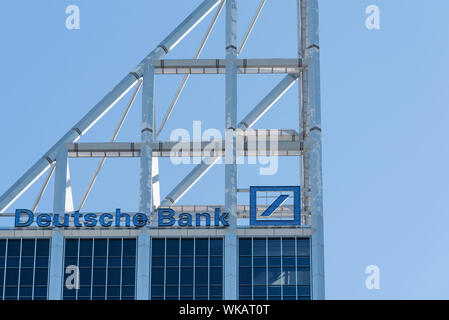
[250,186,301,226]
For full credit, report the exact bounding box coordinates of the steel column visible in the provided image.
[48,146,70,300]
[136,232,151,300]
[299,0,325,300]
[224,0,238,300]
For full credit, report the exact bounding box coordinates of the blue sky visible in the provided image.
[0,0,449,299]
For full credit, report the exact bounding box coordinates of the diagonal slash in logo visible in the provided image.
[260,194,289,217]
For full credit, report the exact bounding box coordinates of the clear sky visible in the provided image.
[0,0,448,299]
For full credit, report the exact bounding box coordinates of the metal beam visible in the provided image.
[159,74,298,207]
[151,58,302,75]
[238,0,267,55]
[0,0,222,213]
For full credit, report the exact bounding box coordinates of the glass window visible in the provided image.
[239,237,311,301]
[63,238,136,300]
[151,238,223,300]
[0,239,50,300]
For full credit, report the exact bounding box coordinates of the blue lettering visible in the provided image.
[37,214,52,228]
[158,208,175,226]
[133,213,148,228]
[53,214,70,227]
[178,213,193,227]
[84,213,98,227]
[214,208,229,227]
[99,213,113,227]
[196,213,211,227]
[15,209,34,227]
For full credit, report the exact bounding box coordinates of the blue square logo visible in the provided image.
[249,186,301,226]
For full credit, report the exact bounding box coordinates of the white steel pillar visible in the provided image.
[136,232,151,300]
[299,0,325,300]
[48,147,69,300]
[136,63,155,300]
[224,0,238,300]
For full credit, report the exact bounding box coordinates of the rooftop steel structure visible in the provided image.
[0,0,325,300]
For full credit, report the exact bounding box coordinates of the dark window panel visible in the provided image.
[152,257,164,267]
[282,256,295,267]
[79,257,92,268]
[151,285,164,298]
[63,286,76,297]
[78,286,91,297]
[122,257,135,268]
[297,256,310,267]
[180,286,193,297]
[106,286,121,297]
[108,239,122,257]
[79,268,92,286]
[268,286,281,296]
[151,268,164,286]
[152,239,165,256]
[253,239,266,256]
[7,240,20,257]
[94,257,107,268]
[195,239,208,256]
[123,240,136,257]
[107,268,121,286]
[166,267,179,286]
[180,256,193,267]
[19,287,33,298]
[93,268,107,286]
[298,286,311,296]
[239,239,252,256]
[210,239,223,256]
[268,238,281,256]
[34,268,48,286]
[5,268,19,286]
[282,238,296,256]
[210,256,223,267]
[165,286,179,298]
[296,239,310,257]
[108,257,121,268]
[239,285,252,296]
[282,286,296,297]
[79,239,93,257]
[166,239,180,256]
[268,257,281,267]
[180,267,193,286]
[4,287,18,298]
[94,240,107,257]
[166,256,179,267]
[64,240,79,257]
[35,257,48,268]
[122,268,135,286]
[210,267,223,286]
[297,268,311,286]
[195,267,208,286]
[7,257,20,268]
[180,239,194,256]
[282,267,296,285]
[253,285,267,297]
[36,240,49,257]
[121,285,135,297]
[21,240,35,257]
[92,286,106,298]
[209,286,222,297]
[195,286,208,297]
[195,256,208,267]
[253,256,266,267]
[239,267,252,285]
[0,240,6,257]
[33,286,48,298]
[253,268,267,285]
[20,268,34,286]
